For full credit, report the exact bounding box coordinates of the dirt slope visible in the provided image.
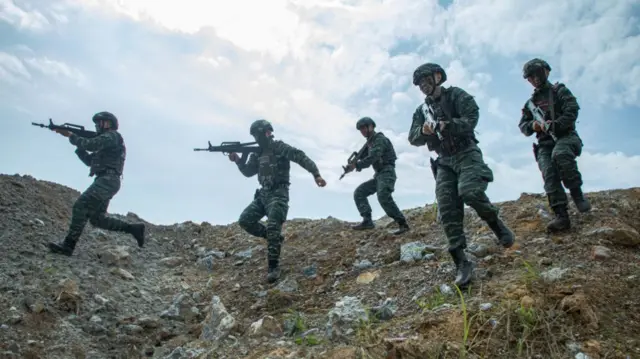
[0,173,639,359]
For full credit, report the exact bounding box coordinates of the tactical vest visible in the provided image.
[369,132,397,172]
[425,87,478,156]
[89,131,126,177]
[257,143,290,189]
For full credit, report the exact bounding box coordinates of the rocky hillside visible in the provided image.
[0,173,639,359]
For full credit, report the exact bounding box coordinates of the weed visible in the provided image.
[416,286,449,312]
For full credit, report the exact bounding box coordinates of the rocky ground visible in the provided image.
[0,173,639,359]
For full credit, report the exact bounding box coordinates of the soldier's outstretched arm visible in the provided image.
[519,103,535,137]
[69,131,119,152]
[356,135,384,170]
[408,107,429,146]
[237,153,259,177]
[75,148,93,166]
[553,85,580,133]
[446,87,479,134]
[278,142,321,178]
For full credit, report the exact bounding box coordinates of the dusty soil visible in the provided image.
[0,173,639,359]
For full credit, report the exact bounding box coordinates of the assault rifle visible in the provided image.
[31,118,97,138]
[339,142,368,180]
[421,100,444,140]
[525,100,552,133]
[193,141,260,155]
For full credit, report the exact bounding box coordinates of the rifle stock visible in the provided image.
[31,118,97,138]
[193,140,260,155]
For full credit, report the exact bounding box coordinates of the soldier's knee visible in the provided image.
[88,216,99,226]
[238,214,252,229]
[459,188,483,206]
[376,189,392,202]
[353,187,367,200]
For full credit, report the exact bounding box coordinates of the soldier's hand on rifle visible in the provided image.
[347,162,356,171]
[54,129,71,137]
[422,121,445,135]
[314,175,326,187]
[228,152,240,162]
[532,121,544,133]
[422,122,434,135]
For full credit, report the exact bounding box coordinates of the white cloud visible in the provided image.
[0,52,31,84]
[23,57,87,86]
[0,0,50,31]
[1,0,639,224]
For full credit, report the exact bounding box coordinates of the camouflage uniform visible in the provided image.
[236,120,322,283]
[409,63,515,288]
[48,112,145,256]
[350,117,409,235]
[519,58,590,232]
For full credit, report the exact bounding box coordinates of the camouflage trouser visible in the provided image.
[535,132,584,209]
[238,186,289,265]
[354,168,406,223]
[436,145,499,252]
[66,174,131,244]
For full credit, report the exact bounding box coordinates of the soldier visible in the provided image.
[48,111,146,256]
[408,63,515,288]
[348,117,410,235]
[519,58,591,232]
[228,119,327,283]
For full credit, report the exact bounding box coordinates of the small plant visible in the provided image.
[521,260,541,288]
[416,286,447,311]
[295,334,322,346]
[284,309,307,336]
[454,284,477,359]
[355,317,376,344]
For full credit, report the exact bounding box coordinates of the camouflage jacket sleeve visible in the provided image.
[69,131,120,152]
[356,134,384,170]
[518,100,535,137]
[237,153,259,177]
[408,106,436,146]
[276,141,321,178]
[445,87,479,135]
[552,84,579,133]
[74,148,93,167]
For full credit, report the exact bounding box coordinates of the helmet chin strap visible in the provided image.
[255,132,273,147]
[425,74,438,96]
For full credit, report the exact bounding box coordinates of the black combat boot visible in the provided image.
[351,216,375,230]
[569,187,591,213]
[449,247,473,288]
[266,235,284,283]
[547,206,571,232]
[48,236,77,256]
[389,219,410,235]
[487,218,515,248]
[266,259,281,283]
[127,223,146,248]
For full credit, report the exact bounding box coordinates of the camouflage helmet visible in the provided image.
[92,111,118,130]
[522,58,551,79]
[356,116,376,129]
[412,63,447,86]
[250,119,274,136]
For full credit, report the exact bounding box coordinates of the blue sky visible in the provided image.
[1,0,639,225]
